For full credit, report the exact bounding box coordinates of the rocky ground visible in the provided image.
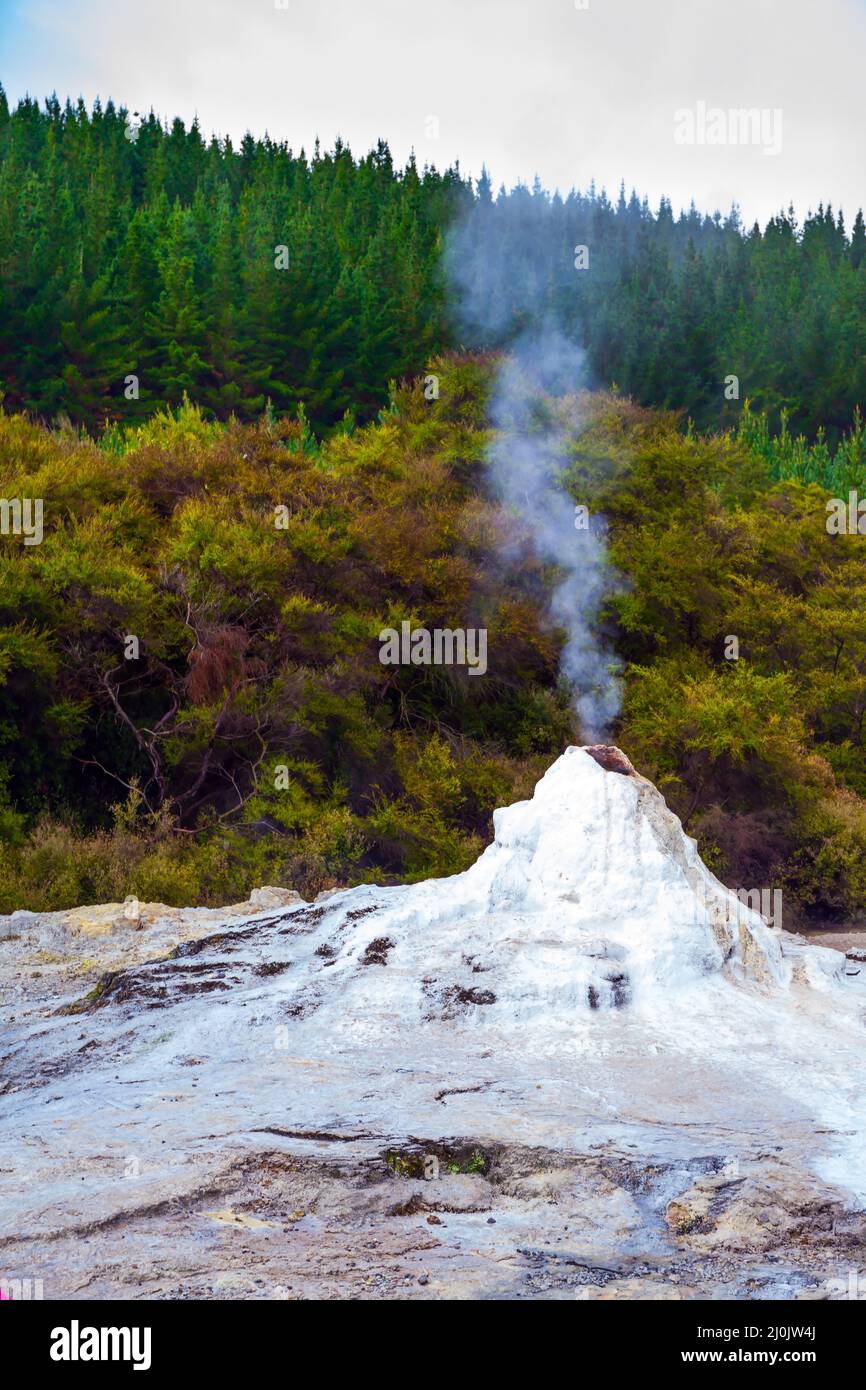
[6,1133,866,1301]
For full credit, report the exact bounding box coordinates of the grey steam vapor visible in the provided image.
[445,202,622,740]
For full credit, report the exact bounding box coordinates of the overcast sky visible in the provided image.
[1,0,864,225]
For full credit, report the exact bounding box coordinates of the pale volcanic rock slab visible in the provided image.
[0,747,864,1299]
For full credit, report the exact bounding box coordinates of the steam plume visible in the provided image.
[445,195,623,739]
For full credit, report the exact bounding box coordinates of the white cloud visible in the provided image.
[8,0,866,222]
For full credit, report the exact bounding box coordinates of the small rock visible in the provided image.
[249,886,305,910]
[583,745,637,777]
[62,900,180,937]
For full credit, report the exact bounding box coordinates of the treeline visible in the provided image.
[449,174,866,440]
[0,89,458,430]
[1,88,866,438]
